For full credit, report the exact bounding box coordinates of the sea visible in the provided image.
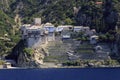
[0,68,120,80]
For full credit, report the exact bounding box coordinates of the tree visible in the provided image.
[65,18,73,25]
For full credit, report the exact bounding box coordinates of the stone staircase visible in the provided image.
[46,41,72,56]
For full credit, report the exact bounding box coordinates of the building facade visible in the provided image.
[20,19,55,48]
[43,23,55,41]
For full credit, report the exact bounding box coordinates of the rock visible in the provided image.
[17,48,45,68]
[87,63,94,67]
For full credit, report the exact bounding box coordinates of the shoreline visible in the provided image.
[1,65,120,69]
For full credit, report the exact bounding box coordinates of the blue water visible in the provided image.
[0,68,120,80]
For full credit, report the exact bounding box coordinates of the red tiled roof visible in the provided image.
[96,2,103,5]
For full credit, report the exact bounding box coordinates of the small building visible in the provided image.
[56,25,72,39]
[3,62,12,68]
[62,34,71,39]
[21,19,44,48]
[74,26,83,32]
[73,26,90,32]
[57,25,73,32]
[82,27,90,32]
[95,45,103,51]
[34,18,41,25]
[56,27,64,32]
[85,29,96,36]
[5,60,16,66]
[25,25,43,48]
[73,26,94,37]
[43,23,55,41]
[90,35,99,44]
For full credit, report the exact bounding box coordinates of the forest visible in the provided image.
[0,0,120,56]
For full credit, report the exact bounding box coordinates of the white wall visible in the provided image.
[34,18,41,25]
[47,33,55,41]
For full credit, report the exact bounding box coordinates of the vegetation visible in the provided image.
[0,0,21,56]
[0,9,20,56]
[6,0,119,32]
[23,48,34,56]
[0,60,5,65]
[0,0,120,59]
[62,59,120,67]
[99,30,116,42]
[71,32,89,41]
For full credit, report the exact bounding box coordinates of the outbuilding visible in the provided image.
[90,35,99,44]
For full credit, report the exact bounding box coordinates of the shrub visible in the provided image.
[0,60,5,65]
[23,48,34,56]
[99,34,108,42]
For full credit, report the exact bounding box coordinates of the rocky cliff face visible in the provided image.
[6,40,45,68]
[17,48,44,68]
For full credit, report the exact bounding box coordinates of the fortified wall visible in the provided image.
[20,18,55,48]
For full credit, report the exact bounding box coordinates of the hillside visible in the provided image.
[0,1,20,57]
[0,0,120,58]
[8,0,120,32]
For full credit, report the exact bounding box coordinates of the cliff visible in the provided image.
[6,40,45,68]
[17,48,45,68]
[1,0,120,67]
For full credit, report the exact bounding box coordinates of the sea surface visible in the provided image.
[0,68,120,80]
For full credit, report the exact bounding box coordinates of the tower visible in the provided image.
[34,18,41,25]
